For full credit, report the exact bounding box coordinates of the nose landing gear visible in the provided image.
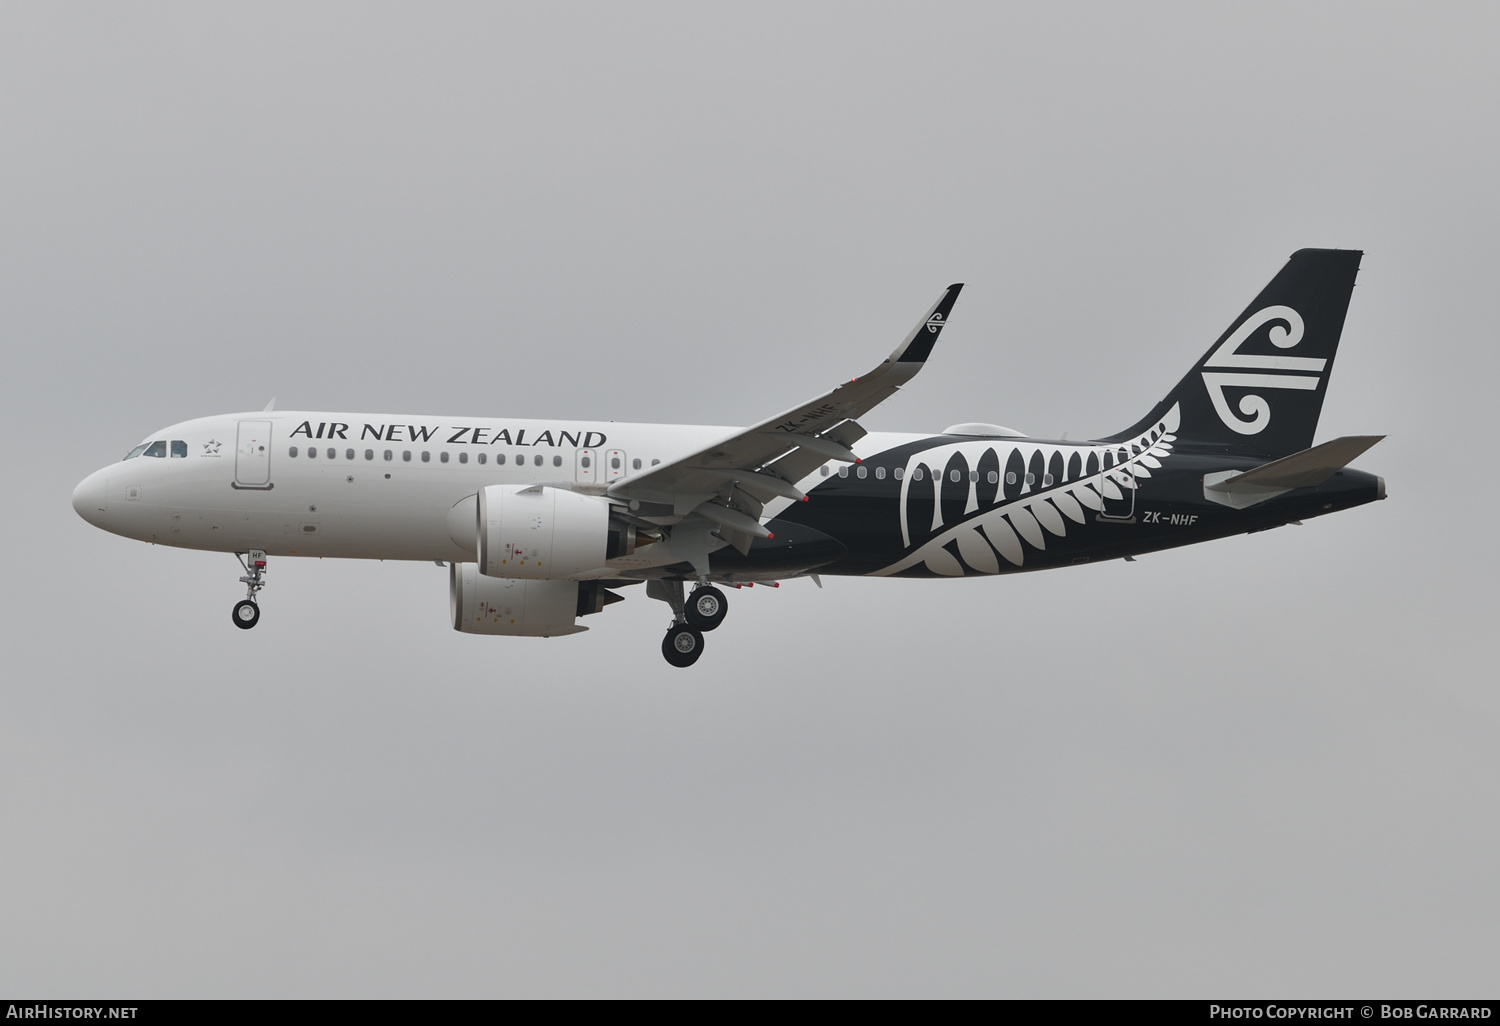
[232,599,260,629]
[232,550,267,630]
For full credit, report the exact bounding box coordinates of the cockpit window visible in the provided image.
[143,441,167,458]
[123,444,150,461]
[170,441,187,458]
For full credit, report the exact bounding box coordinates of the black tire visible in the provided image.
[661,624,705,667]
[684,586,728,631]
[232,600,260,630]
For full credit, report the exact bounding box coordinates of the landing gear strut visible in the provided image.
[232,550,267,630]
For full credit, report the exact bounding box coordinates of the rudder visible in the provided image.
[1106,248,1363,457]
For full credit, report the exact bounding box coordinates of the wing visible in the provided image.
[608,284,964,555]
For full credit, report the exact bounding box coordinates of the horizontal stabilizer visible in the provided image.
[1203,435,1383,509]
[1208,435,1384,492]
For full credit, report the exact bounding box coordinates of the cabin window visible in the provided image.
[988,471,999,484]
[554,455,563,467]
[497,454,506,465]
[326,448,335,459]
[533,454,543,467]
[345,449,354,460]
[458,452,468,464]
[124,443,150,460]
[913,468,925,481]
[838,466,849,478]
[170,441,187,458]
[365,450,374,461]
[1024,473,1034,485]
[143,441,166,458]
[440,451,449,464]
[856,465,867,479]
[610,456,620,470]
[477,453,486,465]
[308,447,316,459]
[515,453,524,465]
[402,451,411,462]
[581,456,591,468]
[894,467,904,480]
[288,446,299,458]
[820,466,829,476]
[968,470,977,483]
[950,469,961,482]
[1042,473,1053,487]
[875,467,885,480]
[1006,472,1016,485]
[632,458,641,470]
[384,450,393,461]
[421,451,430,463]
[651,459,660,466]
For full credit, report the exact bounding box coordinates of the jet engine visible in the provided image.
[476,484,629,580]
[450,562,624,636]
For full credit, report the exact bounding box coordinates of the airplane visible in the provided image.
[72,248,1384,667]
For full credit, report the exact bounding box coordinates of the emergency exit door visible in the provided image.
[575,448,598,484]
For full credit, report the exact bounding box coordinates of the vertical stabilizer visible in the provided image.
[1107,249,1362,457]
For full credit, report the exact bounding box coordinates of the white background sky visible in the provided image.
[2,2,1496,997]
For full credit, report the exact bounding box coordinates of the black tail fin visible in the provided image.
[1106,249,1363,457]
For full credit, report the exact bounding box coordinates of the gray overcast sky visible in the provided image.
[2,2,1496,997]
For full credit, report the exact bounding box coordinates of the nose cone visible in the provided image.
[72,469,108,527]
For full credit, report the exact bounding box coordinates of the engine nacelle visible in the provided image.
[449,562,588,637]
[476,484,611,580]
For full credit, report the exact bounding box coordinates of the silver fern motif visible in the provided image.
[873,403,1181,577]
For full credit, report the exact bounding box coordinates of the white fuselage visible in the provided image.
[71,411,923,569]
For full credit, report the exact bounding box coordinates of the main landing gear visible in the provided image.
[232,550,267,630]
[685,585,727,632]
[648,580,731,667]
[662,622,705,668]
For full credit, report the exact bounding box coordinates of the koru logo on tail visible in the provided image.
[1201,305,1325,435]
[926,312,945,333]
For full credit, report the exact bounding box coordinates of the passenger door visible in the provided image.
[1097,446,1135,520]
[235,420,273,488]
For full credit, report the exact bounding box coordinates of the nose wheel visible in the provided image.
[232,550,268,630]
[232,600,260,629]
